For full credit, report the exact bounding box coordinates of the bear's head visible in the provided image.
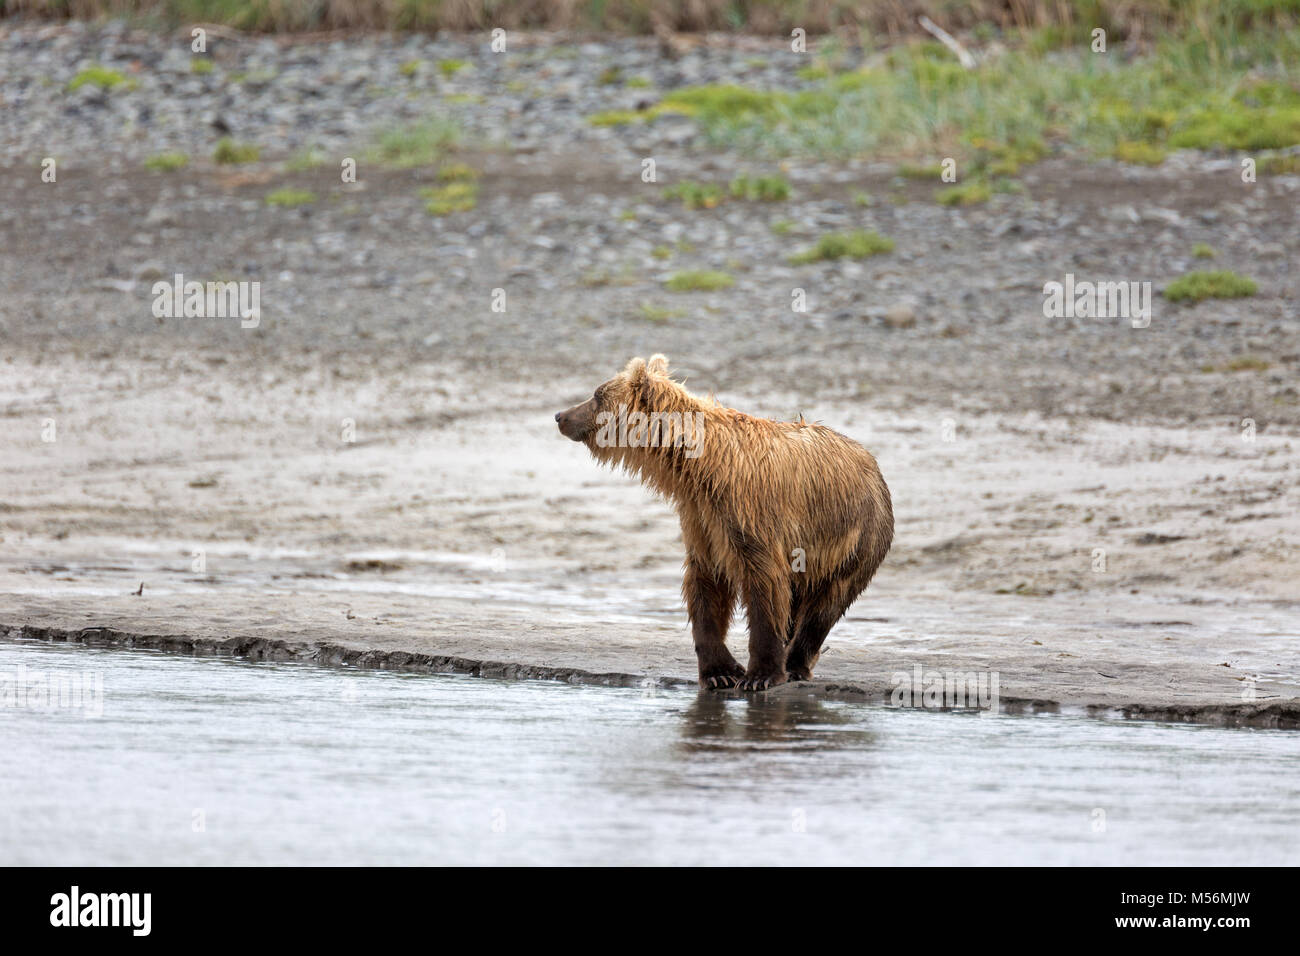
[555,354,671,446]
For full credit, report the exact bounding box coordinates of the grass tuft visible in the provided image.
[663,181,724,209]
[144,152,189,172]
[421,181,478,215]
[67,65,131,92]
[265,188,317,207]
[935,182,992,206]
[729,174,791,200]
[213,138,260,164]
[790,230,894,264]
[664,270,734,292]
[371,116,460,168]
[1164,271,1257,302]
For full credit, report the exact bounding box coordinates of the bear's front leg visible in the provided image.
[684,561,744,689]
[738,578,790,691]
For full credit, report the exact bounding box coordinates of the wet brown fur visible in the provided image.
[556,355,893,691]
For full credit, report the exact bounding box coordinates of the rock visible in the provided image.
[883,303,917,329]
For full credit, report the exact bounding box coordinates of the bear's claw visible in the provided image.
[736,673,787,692]
[702,673,742,689]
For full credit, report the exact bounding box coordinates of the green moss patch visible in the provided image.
[1164,271,1257,302]
[144,152,189,172]
[265,188,317,208]
[213,139,260,164]
[790,230,894,264]
[421,181,478,215]
[664,270,734,292]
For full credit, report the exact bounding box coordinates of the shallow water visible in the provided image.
[2,639,1296,866]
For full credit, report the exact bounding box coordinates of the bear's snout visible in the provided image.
[555,398,597,442]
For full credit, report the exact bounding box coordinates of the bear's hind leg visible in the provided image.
[785,610,835,681]
[685,561,743,689]
[787,572,871,680]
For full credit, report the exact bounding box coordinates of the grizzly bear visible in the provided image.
[556,355,893,691]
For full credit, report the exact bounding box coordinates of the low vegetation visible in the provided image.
[728,174,790,201]
[663,181,723,209]
[935,182,992,206]
[66,65,131,92]
[213,138,259,164]
[790,230,894,264]
[575,8,1300,171]
[421,181,478,215]
[265,188,317,207]
[9,1,1296,38]
[664,270,734,292]
[371,116,459,168]
[144,152,188,172]
[1163,271,1258,303]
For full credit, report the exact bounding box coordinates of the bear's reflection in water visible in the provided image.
[678,691,878,755]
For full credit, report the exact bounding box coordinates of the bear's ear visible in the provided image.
[647,354,669,376]
[623,356,648,384]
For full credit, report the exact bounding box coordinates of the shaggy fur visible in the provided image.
[556,355,893,691]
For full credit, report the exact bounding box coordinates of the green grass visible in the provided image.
[611,26,1300,164]
[265,188,317,207]
[1112,140,1167,165]
[1259,152,1300,173]
[935,182,992,205]
[898,162,946,179]
[213,138,259,164]
[144,152,188,172]
[284,147,326,171]
[421,181,478,215]
[1164,271,1257,302]
[664,270,734,292]
[436,162,480,182]
[438,59,468,77]
[638,304,685,322]
[1191,243,1217,259]
[67,65,131,92]
[399,59,421,77]
[371,116,460,167]
[191,58,213,75]
[790,230,894,264]
[1224,355,1271,371]
[729,174,791,200]
[663,181,724,209]
[21,1,1300,37]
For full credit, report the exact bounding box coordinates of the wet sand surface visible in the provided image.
[3,359,1297,726]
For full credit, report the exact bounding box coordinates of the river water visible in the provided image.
[2,639,1295,866]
